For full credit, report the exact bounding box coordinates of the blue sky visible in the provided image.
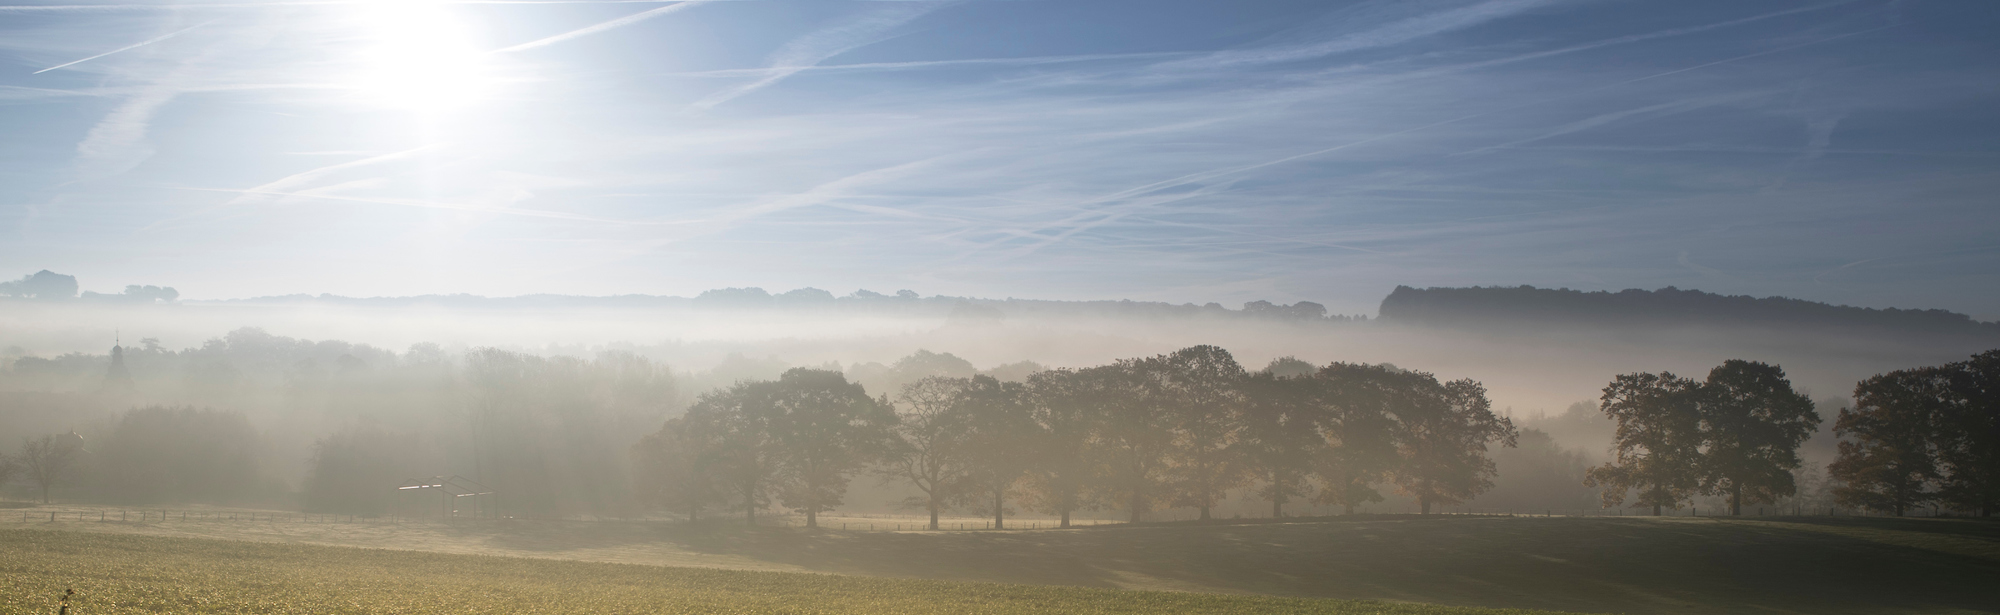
[1,0,1996,318]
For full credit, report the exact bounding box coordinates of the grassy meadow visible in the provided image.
[0,529,1561,615]
[4,511,1998,614]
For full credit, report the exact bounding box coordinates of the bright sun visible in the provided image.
[346,0,492,111]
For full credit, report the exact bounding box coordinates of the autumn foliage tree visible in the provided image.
[1831,368,1944,516]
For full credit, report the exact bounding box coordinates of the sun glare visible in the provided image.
[346,0,492,111]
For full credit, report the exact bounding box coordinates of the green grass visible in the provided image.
[7,513,2000,614]
[0,529,1566,615]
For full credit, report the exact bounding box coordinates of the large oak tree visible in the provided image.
[1698,360,1820,515]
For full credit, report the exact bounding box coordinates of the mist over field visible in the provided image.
[5,0,1999,613]
[4,277,1992,521]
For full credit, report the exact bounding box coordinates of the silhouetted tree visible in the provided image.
[1386,373,1517,513]
[957,375,1035,529]
[1310,364,1402,514]
[681,380,782,526]
[1019,368,1102,528]
[1240,372,1320,517]
[882,377,976,530]
[1698,360,1820,515]
[632,416,731,522]
[767,369,896,528]
[1262,356,1317,378]
[1832,368,1943,516]
[1151,345,1250,520]
[1090,360,1173,523]
[19,433,82,504]
[1587,372,1703,515]
[1936,350,2000,516]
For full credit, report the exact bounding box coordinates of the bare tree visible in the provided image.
[882,376,976,530]
[20,434,83,504]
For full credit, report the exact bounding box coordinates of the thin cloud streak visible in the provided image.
[1159,0,1567,72]
[34,20,211,74]
[692,1,947,110]
[490,1,708,54]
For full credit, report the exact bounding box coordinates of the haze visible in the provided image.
[3,2,1999,615]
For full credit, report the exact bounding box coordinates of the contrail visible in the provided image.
[34,21,211,74]
[491,1,706,54]
[0,1,687,11]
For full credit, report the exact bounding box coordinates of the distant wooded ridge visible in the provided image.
[1378,285,1999,335]
[192,288,1360,321]
[8,267,1996,333]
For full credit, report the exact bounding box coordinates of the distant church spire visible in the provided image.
[105,331,133,392]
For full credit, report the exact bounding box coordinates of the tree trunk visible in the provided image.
[1129,492,1144,523]
[1652,503,1662,516]
[1730,484,1742,516]
[1420,496,1432,515]
[1343,503,1355,516]
[928,499,940,531]
[1060,510,1070,528]
[1199,504,1210,521]
[993,488,1004,530]
[806,508,817,528]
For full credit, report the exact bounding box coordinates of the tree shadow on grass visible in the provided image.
[627,516,2000,615]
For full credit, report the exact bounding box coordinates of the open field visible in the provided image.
[6,507,1998,614]
[1,530,1564,615]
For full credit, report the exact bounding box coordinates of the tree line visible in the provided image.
[632,345,1521,529]
[1581,360,1821,516]
[1831,350,1999,516]
[1584,352,2000,518]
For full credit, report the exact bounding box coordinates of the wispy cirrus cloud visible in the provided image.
[692,1,948,110]
[490,1,708,54]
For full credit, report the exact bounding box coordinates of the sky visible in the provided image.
[1,0,1996,318]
